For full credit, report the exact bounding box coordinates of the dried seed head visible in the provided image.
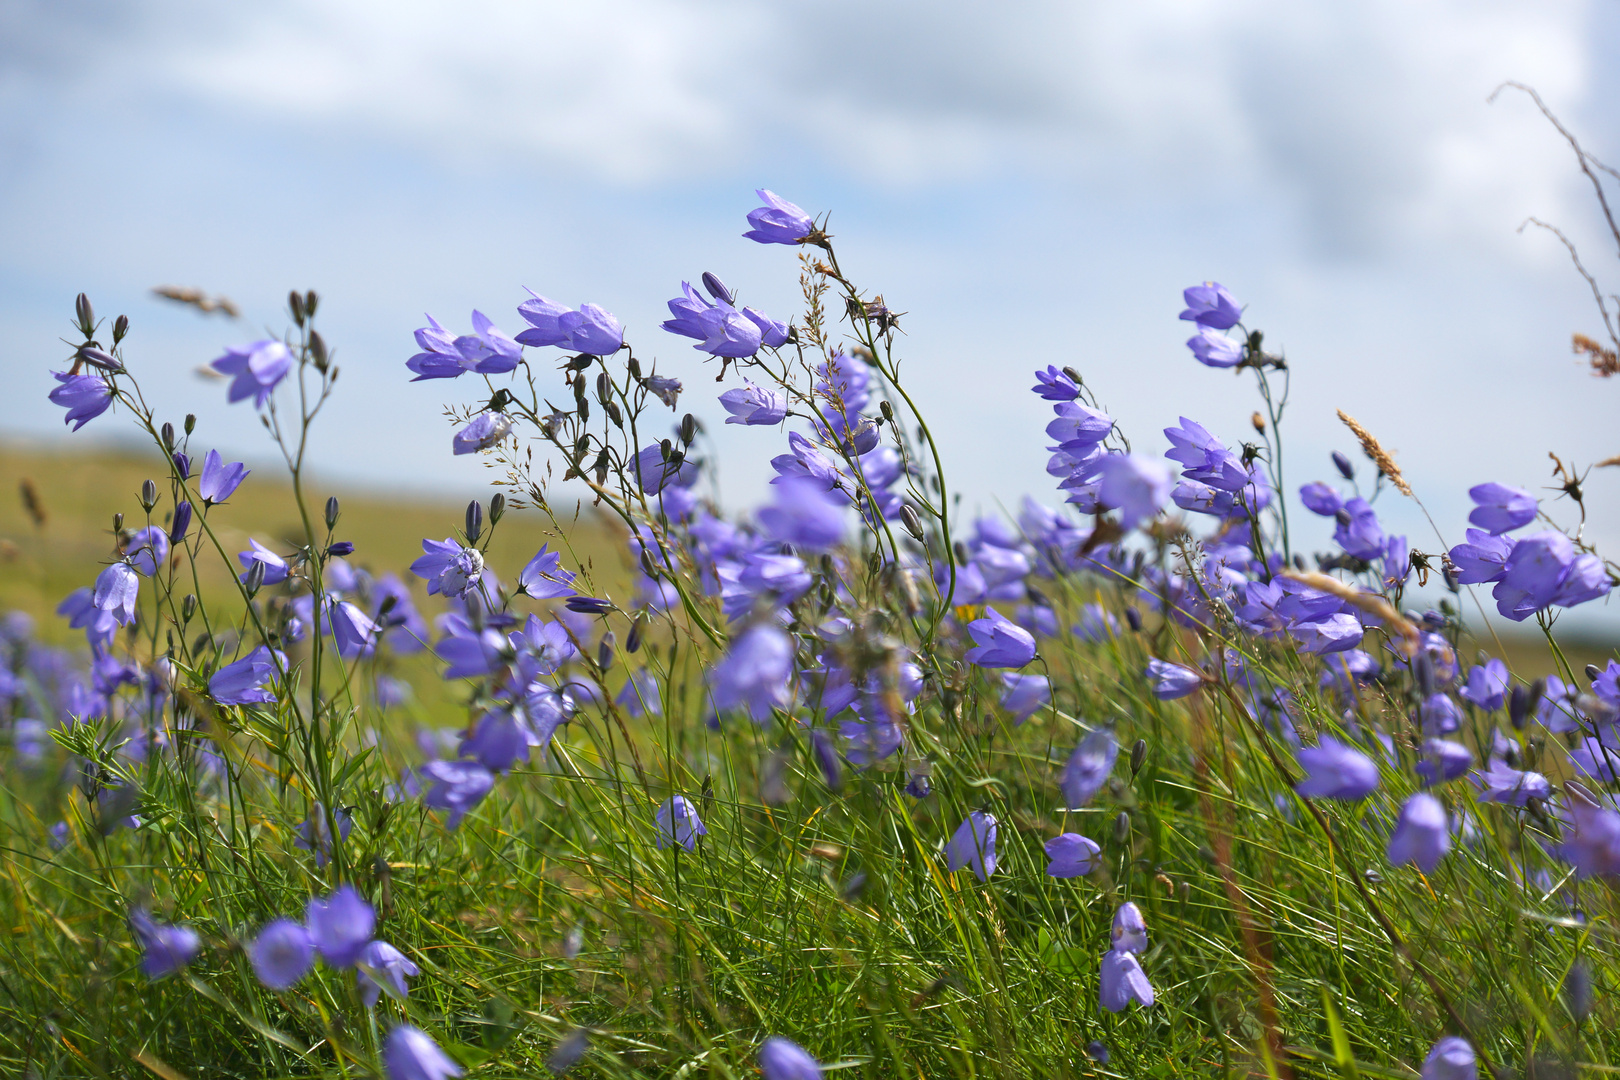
[1250,411,1266,434]
[1336,409,1411,496]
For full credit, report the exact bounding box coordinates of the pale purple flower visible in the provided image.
[306,885,375,968]
[1471,757,1550,806]
[452,411,513,456]
[1415,739,1473,786]
[964,608,1037,668]
[384,1025,463,1080]
[1111,902,1147,953]
[744,307,791,347]
[237,539,289,587]
[999,673,1049,722]
[655,794,707,851]
[1062,728,1118,808]
[1046,400,1114,449]
[946,812,998,881]
[616,668,661,718]
[1468,482,1537,534]
[709,623,794,720]
[125,527,169,577]
[211,340,294,408]
[93,561,140,625]
[357,940,420,1008]
[1044,833,1101,877]
[1298,482,1343,517]
[1179,282,1242,329]
[50,371,114,430]
[644,375,683,409]
[1099,950,1154,1012]
[129,908,200,980]
[197,449,250,503]
[168,500,193,545]
[1447,529,1512,584]
[1097,453,1172,529]
[421,759,494,829]
[1294,736,1379,800]
[515,293,623,355]
[1186,327,1242,368]
[407,311,522,379]
[758,1036,822,1080]
[632,443,698,495]
[758,477,844,553]
[1145,658,1202,699]
[1560,790,1620,878]
[1421,1037,1475,1080]
[518,544,576,599]
[1387,793,1449,873]
[1458,659,1509,711]
[329,599,378,659]
[1031,365,1081,401]
[411,539,485,598]
[250,918,314,990]
[720,381,787,426]
[743,189,814,245]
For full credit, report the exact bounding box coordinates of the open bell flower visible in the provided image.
[211,339,293,408]
[1294,736,1379,800]
[1099,949,1154,1012]
[384,1025,463,1080]
[250,918,314,990]
[946,811,998,881]
[50,370,114,430]
[655,795,707,851]
[129,908,199,980]
[743,189,814,245]
[964,608,1036,668]
[1386,793,1450,873]
[305,885,375,968]
[759,1037,823,1080]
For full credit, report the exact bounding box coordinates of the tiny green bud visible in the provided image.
[288,290,305,325]
[184,413,196,435]
[1113,810,1131,845]
[489,493,506,525]
[680,413,697,445]
[113,314,129,345]
[309,330,329,372]
[160,422,175,450]
[879,400,894,422]
[303,290,318,318]
[113,512,123,533]
[1130,739,1147,776]
[181,594,197,624]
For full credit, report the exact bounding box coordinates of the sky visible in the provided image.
[3,0,1619,630]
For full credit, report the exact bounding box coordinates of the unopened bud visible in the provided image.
[288,290,305,325]
[160,422,175,450]
[113,314,129,345]
[465,500,484,543]
[1586,663,1602,683]
[309,330,328,371]
[900,505,925,541]
[75,293,94,336]
[594,449,610,486]
[184,413,196,435]
[597,632,616,672]
[113,512,123,533]
[681,413,697,445]
[568,354,594,372]
[304,290,318,318]
[243,559,267,597]
[325,496,340,530]
[880,400,894,422]
[700,271,734,305]
[640,548,659,579]
[1124,607,1143,632]
[1130,739,1147,776]
[1062,365,1083,386]
[604,400,623,427]
[1113,811,1131,845]
[169,500,192,544]
[489,493,506,525]
[1332,450,1354,480]
[660,438,673,461]
[626,619,643,654]
[952,541,969,563]
[627,355,642,379]
[181,594,197,624]
[1250,411,1266,434]
[595,371,611,405]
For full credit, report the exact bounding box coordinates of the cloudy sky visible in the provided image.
[3,1,1618,627]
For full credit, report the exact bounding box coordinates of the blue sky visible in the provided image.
[4,0,1618,630]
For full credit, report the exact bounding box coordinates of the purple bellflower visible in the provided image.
[384,1025,464,1080]
[1421,1037,1475,1080]
[406,311,521,380]
[1179,282,1242,329]
[1044,833,1101,877]
[197,449,250,503]
[946,811,998,881]
[759,1037,823,1080]
[1187,327,1243,368]
[1458,659,1509,711]
[1468,482,1537,534]
[211,340,294,408]
[93,561,140,625]
[237,539,289,587]
[452,411,513,456]
[758,477,845,552]
[616,668,661,718]
[646,374,683,408]
[632,442,698,495]
[50,371,114,430]
[1111,902,1147,953]
[420,759,494,829]
[1560,789,1620,877]
[720,381,788,425]
[744,189,814,245]
[129,908,200,980]
[306,885,375,968]
[1472,757,1551,806]
[125,527,169,577]
[1294,736,1379,800]
[1097,453,1172,529]
[999,673,1050,722]
[1099,950,1154,1012]
[1415,739,1473,786]
[655,794,707,851]
[411,539,485,598]
[1387,793,1450,873]
[517,544,576,598]
[964,608,1037,668]
[357,940,420,1008]
[709,622,794,720]
[1031,365,1081,401]
[210,647,283,705]
[1062,728,1119,808]
[515,293,624,355]
[168,500,193,545]
[1145,658,1203,699]
[251,918,314,990]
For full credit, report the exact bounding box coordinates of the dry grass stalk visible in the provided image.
[1336,409,1412,497]
[1281,569,1420,655]
[1574,333,1620,377]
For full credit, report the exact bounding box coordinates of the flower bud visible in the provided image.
[465,500,484,544]
[326,541,354,557]
[169,500,192,545]
[181,594,197,624]
[640,548,660,579]
[627,355,642,379]
[113,314,129,345]
[1586,663,1603,683]
[243,559,267,597]
[288,290,306,325]
[1413,652,1436,699]
[113,512,123,533]
[489,493,506,525]
[659,438,673,461]
[567,354,594,372]
[184,413,196,435]
[1566,961,1593,1021]
[626,619,643,654]
[597,632,616,672]
[303,290,319,318]
[593,449,610,486]
[700,271,734,305]
[595,371,611,405]
[76,346,122,372]
[1332,450,1354,480]
[324,496,341,530]
[1130,739,1147,776]
[1250,411,1266,434]
[604,400,623,427]
[680,413,698,445]
[161,422,175,450]
[1124,607,1143,632]
[1113,810,1131,844]
[309,330,328,372]
[900,505,925,541]
[75,293,94,336]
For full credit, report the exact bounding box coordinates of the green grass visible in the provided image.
[1,442,1617,1079]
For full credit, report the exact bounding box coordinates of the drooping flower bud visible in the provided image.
[183,413,196,435]
[169,501,192,545]
[681,413,698,445]
[597,632,615,672]
[900,505,925,541]
[181,594,197,624]
[1131,739,1147,776]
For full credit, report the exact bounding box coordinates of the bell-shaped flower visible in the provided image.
[451,411,513,456]
[1031,365,1080,401]
[999,673,1049,722]
[1468,482,1536,534]
[720,381,787,426]
[209,646,283,706]
[516,544,576,599]
[743,189,814,245]
[945,811,998,881]
[1111,902,1147,953]
[237,539,290,587]
[1044,833,1101,877]
[1415,738,1473,786]
[420,759,494,829]
[1099,949,1154,1012]
[1179,281,1242,329]
[211,339,294,408]
[357,940,420,1008]
[1186,327,1242,368]
[759,478,845,553]
[708,623,794,720]
[758,1036,822,1080]
[655,794,707,851]
[1295,736,1379,800]
[515,292,623,355]
[49,370,115,430]
[411,539,485,598]
[1471,757,1550,806]
[1062,728,1118,808]
[197,449,250,503]
[383,1025,463,1080]
[964,608,1036,669]
[93,561,140,625]
[125,527,169,577]
[1458,659,1509,711]
[250,918,314,990]
[1421,1037,1475,1080]
[1097,453,1172,529]
[1145,658,1202,699]
[306,885,375,968]
[129,908,200,980]
[1387,793,1450,872]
